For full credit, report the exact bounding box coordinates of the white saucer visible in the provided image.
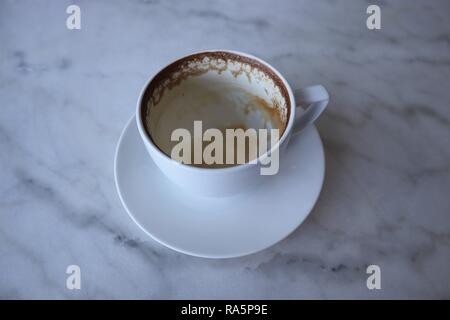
[114,115,325,258]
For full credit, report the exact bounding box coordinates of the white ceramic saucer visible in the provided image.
[114,115,325,258]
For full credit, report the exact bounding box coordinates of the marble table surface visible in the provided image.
[1,0,449,299]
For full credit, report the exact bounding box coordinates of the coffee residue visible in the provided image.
[143,51,291,124]
[244,95,285,135]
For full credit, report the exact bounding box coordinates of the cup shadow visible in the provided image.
[269,106,349,244]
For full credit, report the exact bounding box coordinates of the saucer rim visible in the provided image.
[114,114,325,259]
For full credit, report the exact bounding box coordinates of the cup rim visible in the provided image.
[135,49,296,173]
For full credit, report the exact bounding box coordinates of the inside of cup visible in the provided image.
[141,51,291,166]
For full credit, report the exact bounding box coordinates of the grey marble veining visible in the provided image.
[1,0,449,299]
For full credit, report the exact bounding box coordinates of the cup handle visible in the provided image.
[293,85,330,134]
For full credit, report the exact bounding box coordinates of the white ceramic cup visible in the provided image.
[136,50,329,197]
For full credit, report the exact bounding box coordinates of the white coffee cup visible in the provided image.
[136,50,329,197]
